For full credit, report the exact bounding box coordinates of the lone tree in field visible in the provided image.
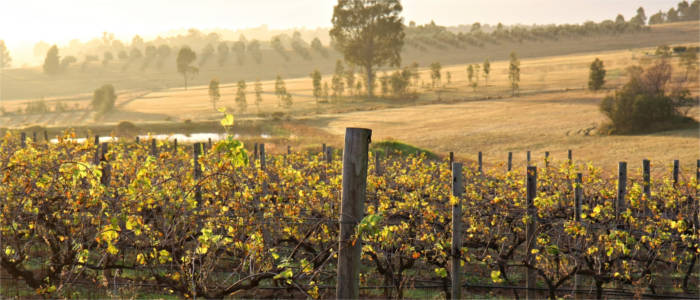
[176,46,198,90]
[91,84,117,114]
[236,80,247,113]
[483,59,490,87]
[345,66,355,97]
[0,40,11,103]
[208,78,221,111]
[588,58,606,91]
[330,0,405,98]
[430,62,441,88]
[310,69,322,104]
[43,45,61,75]
[332,60,345,100]
[254,79,263,111]
[275,75,288,107]
[508,51,520,96]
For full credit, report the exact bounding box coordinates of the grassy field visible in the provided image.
[312,89,699,173]
[0,22,698,174]
[0,21,697,102]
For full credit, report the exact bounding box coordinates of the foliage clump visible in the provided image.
[600,60,696,134]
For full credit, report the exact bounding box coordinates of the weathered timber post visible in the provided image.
[100,143,111,186]
[173,139,178,152]
[527,150,531,166]
[20,132,26,148]
[478,151,483,173]
[673,160,680,186]
[93,135,100,165]
[573,173,583,299]
[32,132,37,143]
[326,146,333,164]
[135,136,140,144]
[617,162,627,227]
[568,150,573,164]
[44,130,49,142]
[526,166,537,300]
[336,128,371,300]
[150,139,158,157]
[254,143,259,161]
[508,152,513,172]
[451,162,464,300]
[374,151,382,176]
[260,144,266,170]
[449,151,454,166]
[643,159,651,215]
[544,151,550,169]
[193,143,202,204]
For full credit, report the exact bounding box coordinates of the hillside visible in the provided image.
[0,21,697,103]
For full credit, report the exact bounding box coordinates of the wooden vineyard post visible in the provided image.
[527,150,531,166]
[326,146,333,163]
[260,144,266,170]
[374,151,382,176]
[135,136,140,144]
[173,139,178,152]
[573,173,583,299]
[287,145,291,155]
[673,160,679,186]
[451,162,464,300]
[544,151,550,169]
[150,139,158,157]
[93,135,100,165]
[336,128,371,300]
[322,143,327,156]
[44,130,49,143]
[617,162,627,227]
[643,159,651,215]
[526,166,537,300]
[100,143,111,186]
[568,150,573,164]
[449,151,454,166]
[32,132,37,143]
[208,137,212,149]
[697,160,700,187]
[193,143,202,204]
[20,132,26,148]
[478,151,483,173]
[254,143,259,162]
[508,152,513,172]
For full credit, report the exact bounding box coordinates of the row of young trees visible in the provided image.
[208,78,266,114]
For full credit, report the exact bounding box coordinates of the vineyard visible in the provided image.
[1,129,699,299]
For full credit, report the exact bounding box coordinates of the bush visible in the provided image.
[600,60,696,133]
[92,84,117,114]
[114,121,139,137]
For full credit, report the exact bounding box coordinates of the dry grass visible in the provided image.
[312,89,699,173]
[113,43,698,122]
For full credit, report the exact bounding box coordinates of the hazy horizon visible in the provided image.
[0,0,679,66]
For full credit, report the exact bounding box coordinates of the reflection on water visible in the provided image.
[50,133,271,144]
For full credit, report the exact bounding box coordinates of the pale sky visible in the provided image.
[0,0,677,65]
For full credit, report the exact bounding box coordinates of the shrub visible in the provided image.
[600,60,696,133]
[114,121,139,137]
[92,84,117,114]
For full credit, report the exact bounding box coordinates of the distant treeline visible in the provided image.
[649,0,700,25]
[28,0,698,72]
